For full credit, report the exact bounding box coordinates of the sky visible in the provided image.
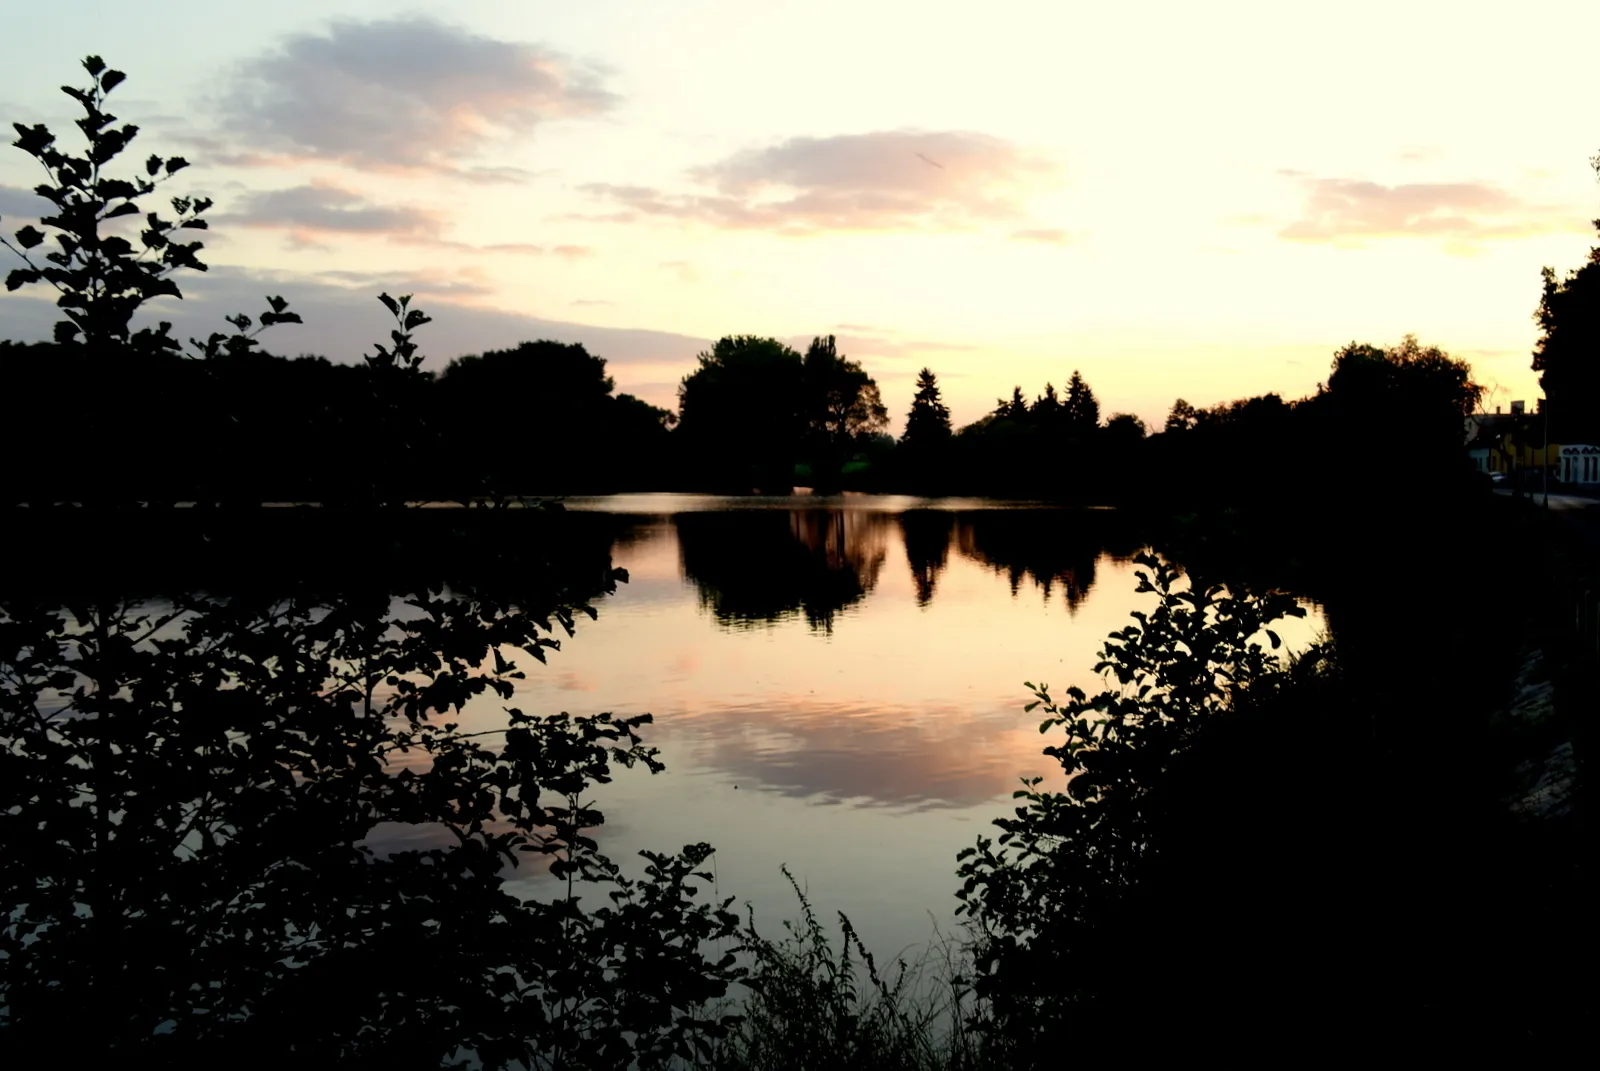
[2,0,1597,431]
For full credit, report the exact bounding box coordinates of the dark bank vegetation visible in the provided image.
[1,56,1590,1067]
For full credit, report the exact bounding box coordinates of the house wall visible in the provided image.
[1559,444,1600,485]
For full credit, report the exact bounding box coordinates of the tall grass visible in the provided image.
[705,868,989,1071]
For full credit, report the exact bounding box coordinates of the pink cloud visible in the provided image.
[585,130,1059,235]
[1279,175,1582,246]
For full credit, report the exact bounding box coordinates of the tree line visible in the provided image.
[0,326,1489,506]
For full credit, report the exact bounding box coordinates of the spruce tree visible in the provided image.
[1064,370,1101,435]
[902,367,953,447]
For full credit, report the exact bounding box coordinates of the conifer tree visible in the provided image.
[902,367,953,446]
[1063,370,1101,435]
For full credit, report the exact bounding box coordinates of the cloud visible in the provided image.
[1279,174,1581,246]
[0,185,50,221]
[215,183,595,257]
[1009,227,1073,244]
[656,695,1060,809]
[584,130,1058,234]
[658,259,700,283]
[222,17,616,174]
[218,182,443,244]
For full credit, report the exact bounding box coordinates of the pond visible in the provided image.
[414,494,1323,964]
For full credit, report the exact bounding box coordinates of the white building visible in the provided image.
[1558,444,1600,486]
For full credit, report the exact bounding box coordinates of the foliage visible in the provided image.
[437,340,677,495]
[802,335,888,450]
[1163,398,1199,433]
[1,56,296,359]
[901,368,953,449]
[1102,412,1146,445]
[1,57,743,1067]
[1061,370,1100,437]
[0,559,743,1066]
[954,553,1306,1050]
[1533,220,1600,441]
[677,335,806,489]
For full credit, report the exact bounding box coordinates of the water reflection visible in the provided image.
[953,510,1120,613]
[675,509,889,632]
[663,696,1056,810]
[900,510,955,607]
[3,494,1326,1053]
[669,501,1142,627]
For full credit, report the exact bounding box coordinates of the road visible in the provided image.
[1497,488,1600,551]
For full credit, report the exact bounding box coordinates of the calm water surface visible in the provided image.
[429,494,1321,962]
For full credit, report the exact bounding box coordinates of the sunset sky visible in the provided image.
[2,0,1597,431]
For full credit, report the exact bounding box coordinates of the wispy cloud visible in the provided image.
[1009,227,1073,244]
[0,184,50,220]
[1278,173,1580,247]
[585,130,1058,235]
[221,17,616,175]
[218,182,443,245]
[658,259,701,283]
[216,182,595,258]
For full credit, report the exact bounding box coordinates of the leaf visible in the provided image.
[14,225,45,249]
[83,55,106,77]
[53,321,80,343]
[164,156,189,175]
[377,292,400,317]
[146,154,162,177]
[5,268,41,291]
[100,70,126,93]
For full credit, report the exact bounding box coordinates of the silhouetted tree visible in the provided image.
[0,56,301,505]
[995,385,1030,422]
[1062,370,1100,435]
[1533,221,1600,441]
[801,335,888,446]
[1164,398,1200,433]
[798,335,887,487]
[436,340,673,494]
[1313,335,1481,493]
[1032,383,1062,424]
[1104,412,1147,443]
[901,368,953,448]
[676,336,804,490]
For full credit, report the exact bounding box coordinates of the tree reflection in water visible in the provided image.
[899,510,955,607]
[675,509,889,632]
[953,509,1140,614]
[677,504,1141,628]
